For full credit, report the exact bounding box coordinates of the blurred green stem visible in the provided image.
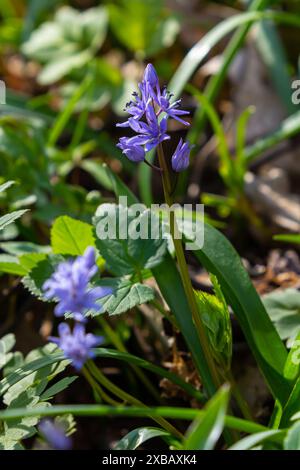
[87,360,183,440]
[82,366,121,406]
[97,316,163,404]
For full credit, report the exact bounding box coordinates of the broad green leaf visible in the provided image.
[114,427,170,450]
[94,204,167,276]
[188,223,289,404]
[229,430,284,450]
[185,385,230,450]
[262,288,300,346]
[19,253,47,273]
[22,256,60,300]
[284,421,300,450]
[152,253,217,397]
[51,215,95,256]
[0,209,28,231]
[88,278,154,316]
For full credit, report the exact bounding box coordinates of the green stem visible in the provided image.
[82,366,121,406]
[0,405,272,436]
[87,361,183,440]
[157,144,221,395]
[97,316,163,403]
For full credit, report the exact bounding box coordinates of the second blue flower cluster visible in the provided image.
[43,247,111,370]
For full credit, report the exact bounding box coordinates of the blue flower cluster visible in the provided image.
[117,64,191,172]
[43,246,110,370]
[39,419,72,450]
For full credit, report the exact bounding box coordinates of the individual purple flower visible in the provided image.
[152,87,190,126]
[39,419,72,450]
[117,137,145,162]
[171,138,191,172]
[49,322,103,370]
[43,246,112,322]
[125,104,170,152]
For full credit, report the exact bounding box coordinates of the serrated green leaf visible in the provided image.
[87,278,154,317]
[51,215,95,256]
[262,288,300,346]
[19,253,47,273]
[21,255,63,300]
[94,204,166,276]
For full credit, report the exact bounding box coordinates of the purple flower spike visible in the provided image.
[49,322,103,370]
[39,419,72,450]
[171,139,191,172]
[43,246,112,322]
[116,63,190,162]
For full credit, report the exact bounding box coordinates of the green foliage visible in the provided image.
[93,204,167,276]
[114,426,170,450]
[284,421,300,450]
[184,385,230,450]
[263,289,300,347]
[195,281,232,372]
[51,215,95,256]
[0,336,74,449]
[89,278,154,317]
[108,0,179,57]
[22,6,108,85]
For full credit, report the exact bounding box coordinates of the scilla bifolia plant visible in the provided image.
[0,65,298,451]
[116,64,221,395]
